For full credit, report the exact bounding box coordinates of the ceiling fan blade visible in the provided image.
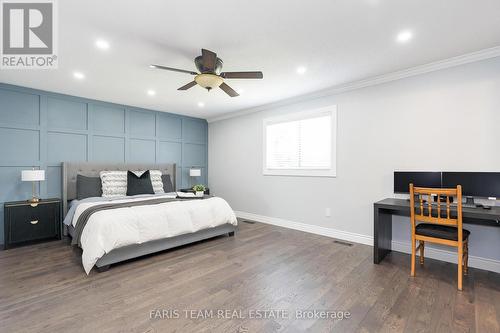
[201,49,217,72]
[177,81,197,90]
[219,82,239,97]
[220,71,263,79]
[150,64,197,75]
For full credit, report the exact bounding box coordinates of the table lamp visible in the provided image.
[21,169,45,204]
[189,168,201,188]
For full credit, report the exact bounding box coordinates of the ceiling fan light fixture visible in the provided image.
[152,49,263,97]
[195,73,224,90]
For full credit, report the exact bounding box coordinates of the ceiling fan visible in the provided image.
[150,49,263,97]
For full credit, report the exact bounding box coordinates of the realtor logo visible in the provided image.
[1,0,58,69]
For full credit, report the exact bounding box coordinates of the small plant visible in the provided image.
[193,184,206,192]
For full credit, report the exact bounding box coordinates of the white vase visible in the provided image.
[195,191,204,197]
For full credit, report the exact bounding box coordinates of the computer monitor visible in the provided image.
[394,171,442,193]
[442,172,500,198]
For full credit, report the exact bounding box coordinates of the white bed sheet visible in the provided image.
[69,195,237,274]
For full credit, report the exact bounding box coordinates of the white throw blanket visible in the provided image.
[71,195,237,274]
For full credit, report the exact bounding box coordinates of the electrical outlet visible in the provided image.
[325,208,331,217]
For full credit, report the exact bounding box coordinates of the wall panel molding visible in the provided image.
[0,83,208,244]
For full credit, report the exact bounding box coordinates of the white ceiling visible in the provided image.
[1,0,500,119]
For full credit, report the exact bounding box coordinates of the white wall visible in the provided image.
[208,57,500,271]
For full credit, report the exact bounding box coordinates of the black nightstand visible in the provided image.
[3,198,61,250]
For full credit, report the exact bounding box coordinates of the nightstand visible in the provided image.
[3,198,61,250]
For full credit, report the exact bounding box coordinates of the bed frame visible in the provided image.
[62,162,236,272]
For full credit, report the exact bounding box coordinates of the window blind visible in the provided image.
[265,114,331,170]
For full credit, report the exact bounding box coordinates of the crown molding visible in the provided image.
[208,46,500,123]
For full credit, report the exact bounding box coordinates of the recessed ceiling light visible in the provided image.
[147,90,156,96]
[396,30,413,43]
[95,39,110,50]
[296,66,307,74]
[73,71,85,80]
[197,102,205,108]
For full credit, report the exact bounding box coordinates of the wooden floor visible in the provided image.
[0,221,499,333]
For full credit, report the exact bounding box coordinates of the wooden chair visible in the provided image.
[409,183,470,290]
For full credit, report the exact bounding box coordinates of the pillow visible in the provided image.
[100,170,165,197]
[76,175,102,199]
[100,170,127,198]
[127,170,154,196]
[161,174,174,192]
[148,170,165,194]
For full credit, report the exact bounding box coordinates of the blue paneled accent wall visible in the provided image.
[0,83,208,244]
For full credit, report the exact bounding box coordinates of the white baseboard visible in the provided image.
[235,211,373,246]
[391,240,500,274]
[235,210,500,274]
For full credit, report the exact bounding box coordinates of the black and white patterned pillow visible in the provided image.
[100,170,165,197]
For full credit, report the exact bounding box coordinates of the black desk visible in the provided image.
[373,198,500,264]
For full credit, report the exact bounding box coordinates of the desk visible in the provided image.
[373,198,500,264]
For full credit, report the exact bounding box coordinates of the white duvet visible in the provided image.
[70,195,237,274]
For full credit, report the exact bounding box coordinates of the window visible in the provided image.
[263,106,337,177]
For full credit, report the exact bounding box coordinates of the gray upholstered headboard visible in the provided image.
[61,162,176,217]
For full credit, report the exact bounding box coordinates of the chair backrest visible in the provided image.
[409,184,463,231]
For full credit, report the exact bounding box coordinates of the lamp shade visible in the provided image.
[189,168,201,177]
[21,170,45,182]
[194,74,224,90]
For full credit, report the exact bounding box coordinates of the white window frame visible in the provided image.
[262,105,337,177]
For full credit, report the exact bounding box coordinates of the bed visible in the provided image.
[62,162,238,274]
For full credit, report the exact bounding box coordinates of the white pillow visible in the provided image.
[147,170,165,194]
[99,170,165,198]
[100,171,127,198]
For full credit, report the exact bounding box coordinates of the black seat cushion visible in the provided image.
[415,223,470,241]
[127,170,154,196]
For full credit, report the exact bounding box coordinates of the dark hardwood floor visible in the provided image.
[0,221,499,333]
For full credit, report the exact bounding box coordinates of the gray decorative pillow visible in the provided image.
[76,175,102,200]
[161,174,174,192]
